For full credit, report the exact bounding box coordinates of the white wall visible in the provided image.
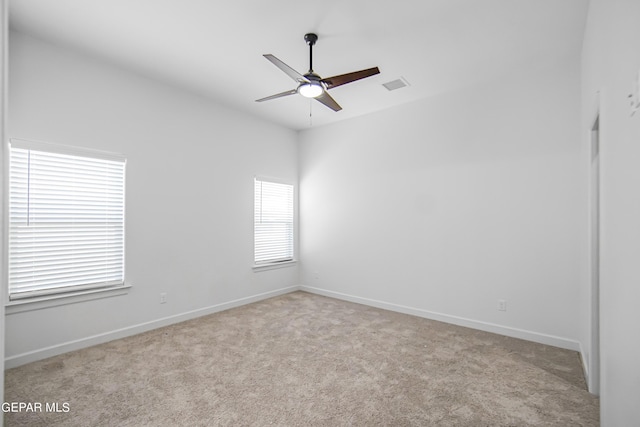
[5,31,299,366]
[299,56,585,350]
[582,0,640,424]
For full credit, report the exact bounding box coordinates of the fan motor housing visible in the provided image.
[304,72,322,81]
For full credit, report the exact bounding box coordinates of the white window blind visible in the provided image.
[254,178,294,264]
[8,140,125,300]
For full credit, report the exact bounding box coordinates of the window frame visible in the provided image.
[253,176,296,270]
[6,138,127,304]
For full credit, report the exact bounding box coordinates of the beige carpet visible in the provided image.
[5,291,599,426]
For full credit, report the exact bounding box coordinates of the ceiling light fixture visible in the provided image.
[298,82,323,98]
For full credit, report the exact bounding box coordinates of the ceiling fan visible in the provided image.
[256,33,380,112]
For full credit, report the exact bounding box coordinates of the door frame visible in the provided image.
[588,96,601,396]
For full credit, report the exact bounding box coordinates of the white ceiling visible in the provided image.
[9,0,589,131]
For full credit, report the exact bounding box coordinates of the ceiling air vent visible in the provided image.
[382,77,409,91]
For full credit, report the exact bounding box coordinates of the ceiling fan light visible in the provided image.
[298,82,323,98]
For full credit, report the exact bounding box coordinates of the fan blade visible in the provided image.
[255,89,298,102]
[315,91,342,111]
[263,54,310,83]
[321,67,380,89]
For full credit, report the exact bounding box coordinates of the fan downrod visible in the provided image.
[304,33,318,72]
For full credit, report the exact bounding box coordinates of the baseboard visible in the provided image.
[579,341,591,389]
[580,341,601,396]
[301,286,581,352]
[7,284,583,369]
[5,285,301,369]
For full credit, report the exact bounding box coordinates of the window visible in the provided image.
[254,178,294,265]
[8,139,125,300]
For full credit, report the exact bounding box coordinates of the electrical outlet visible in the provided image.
[498,299,507,312]
[160,293,167,304]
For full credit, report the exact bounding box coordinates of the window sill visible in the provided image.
[252,260,297,272]
[5,284,132,314]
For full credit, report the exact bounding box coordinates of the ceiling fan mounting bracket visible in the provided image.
[304,33,318,46]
